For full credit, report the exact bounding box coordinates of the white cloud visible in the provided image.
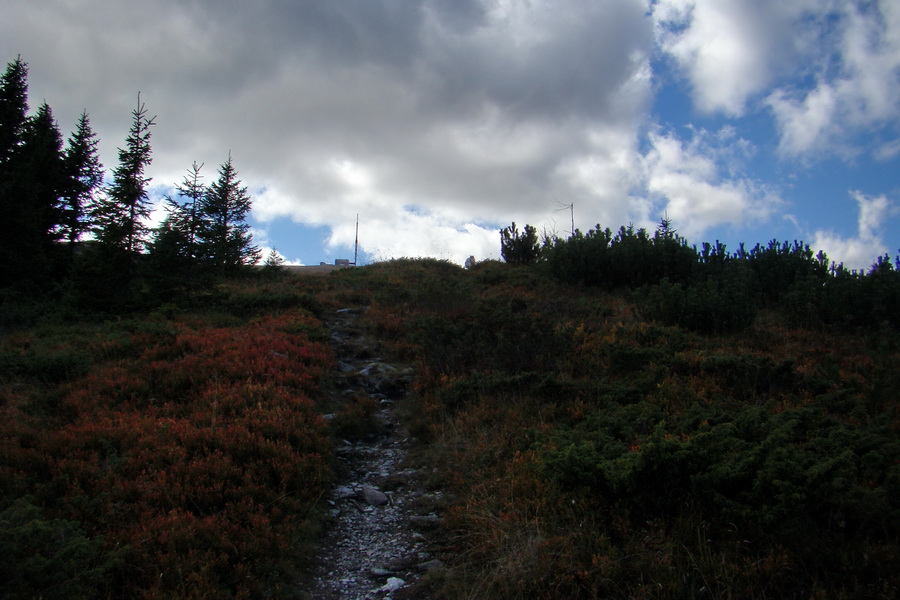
[654,0,900,162]
[875,139,900,161]
[139,0,642,264]
[767,84,839,158]
[839,1,900,123]
[767,0,900,158]
[646,0,900,274]
[252,187,304,225]
[553,123,649,232]
[341,211,500,265]
[652,0,822,115]
[640,128,781,239]
[811,191,896,270]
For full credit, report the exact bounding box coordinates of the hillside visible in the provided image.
[1,259,898,599]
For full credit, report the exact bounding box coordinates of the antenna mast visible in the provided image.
[555,200,574,237]
[570,202,574,237]
[353,214,359,266]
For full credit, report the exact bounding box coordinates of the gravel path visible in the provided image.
[301,307,443,600]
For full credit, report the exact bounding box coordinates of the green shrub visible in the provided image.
[542,225,613,286]
[642,275,757,334]
[329,393,379,440]
[0,347,92,384]
[500,222,541,265]
[542,222,697,289]
[542,401,900,538]
[743,239,829,307]
[784,260,900,330]
[472,295,569,373]
[0,497,124,600]
[222,288,323,317]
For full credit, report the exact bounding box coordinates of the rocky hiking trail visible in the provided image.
[302,306,444,600]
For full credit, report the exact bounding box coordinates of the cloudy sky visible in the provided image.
[3,0,898,269]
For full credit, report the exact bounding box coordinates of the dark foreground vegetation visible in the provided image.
[371,255,898,600]
[1,274,335,598]
[2,243,898,598]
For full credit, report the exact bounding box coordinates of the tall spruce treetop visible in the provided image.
[174,161,205,257]
[199,153,260,271]
[93,94,155,254]
[149,162,206,264]
[0,57,31,285]
[1,98,67,286]
[22,102,67,242]
[0,60,68,285]
[61,111,104,246]
[0,56,28,167]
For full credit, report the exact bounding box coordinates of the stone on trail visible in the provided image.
[334,485,356,499]
[358,362,396,378]
[368,567,396,579]
[408,514,442,528]
[362,485,389,506]
[378,577,406,593]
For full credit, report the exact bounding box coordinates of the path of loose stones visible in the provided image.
[302,307,444,600]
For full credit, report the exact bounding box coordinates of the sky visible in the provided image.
[2,0,898,270]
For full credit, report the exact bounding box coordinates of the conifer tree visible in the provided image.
[0,56,28,167]
[1,100,67,285]
[92,94,155,255]
[198,153,260,271]
[18,103,67,276]
[24,103,66,232]
[0,56,31,286]
[145,206,195,293]
[147,163,206,283]
[172,161,205,258]
[263,248,285,268]
[61,111,104,249]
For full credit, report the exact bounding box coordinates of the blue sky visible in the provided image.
[2,0,898,269]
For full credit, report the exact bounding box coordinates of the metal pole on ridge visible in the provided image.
[353,214,359,266]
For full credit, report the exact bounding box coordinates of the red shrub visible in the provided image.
[5,311,334,598]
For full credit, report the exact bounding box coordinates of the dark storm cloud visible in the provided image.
[221,0,430,68]
[183,0,649,122]
[421,1,651,121]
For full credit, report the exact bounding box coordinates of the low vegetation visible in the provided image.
[2,224,898,598]
[353,242,899,599]
[1,277,335,599]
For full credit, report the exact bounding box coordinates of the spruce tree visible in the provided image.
[1,100,67,286]
[263,248,285,268]
[147,163,206,289]
[173,161,205,258]
[0,56,28,167]
[0,56,31,286]
[18,102,67,278]
[92,94,155,256]
[61,111,104,249]
[148,162,205,269]
[198,153,260,272]
[145,205,195,295]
